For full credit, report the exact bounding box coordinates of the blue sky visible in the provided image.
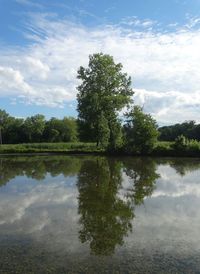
[0,0,200,123]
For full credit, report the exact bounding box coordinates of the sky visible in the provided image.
[0,0,200,124]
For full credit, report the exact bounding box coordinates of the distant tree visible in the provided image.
[124,106,159,154]
[77,53,134,149]
[159,120,198,141]
[44,117,78,142]
[0,109,79,144]
[44,118,62,142]
[5,117,24,144]
[172,135,188,151]
[62,117,78,142]
[0,109,10,144]
[23,114,45,142]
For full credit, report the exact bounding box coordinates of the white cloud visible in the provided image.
[0,179,78,226]
[134,89,200,123]
[120,16,156,28]
[1,14,200,122]
[0,66,31,95]
[25,56,50,80]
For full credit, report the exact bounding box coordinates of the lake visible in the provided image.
[0,155,200,273]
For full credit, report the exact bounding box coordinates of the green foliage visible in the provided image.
[0,142,101,154]
[0,109,78,144]
[0,109,10,128]
[173,135,188,150]
[172,135,200,156]
[153,141,174,156]
[23,114,45,142]
[44,117,78,142]
[0,109,11,144]
[98,112,110,147]
[159,120,200,141]
[124,106,159,154]
[77,53,134,148]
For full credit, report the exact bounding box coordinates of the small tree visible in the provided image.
[172,135,188,151]
[77,53,134,149]
[124,106,159,154]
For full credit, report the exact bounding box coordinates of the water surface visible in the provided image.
[0,155,200,273]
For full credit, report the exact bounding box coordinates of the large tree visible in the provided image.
[77,53,134,148]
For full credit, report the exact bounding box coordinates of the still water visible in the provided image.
[0,155,200,273]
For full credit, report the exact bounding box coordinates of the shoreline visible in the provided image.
[0,150,200,158]
[0,142,199,158]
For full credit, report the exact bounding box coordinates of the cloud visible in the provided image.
[134,89,200,123]
[120,16,157,28]
[25,56,50,79]
[1,13,200,122]
[15,0,43,9]
[0,179,78,226]
[123,164,200,254]
[0,66,31,95]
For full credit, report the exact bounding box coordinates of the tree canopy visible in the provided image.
[77,53,134,148]
[0,109,78,144]
[124,106,159,154]
[159,121,200,141]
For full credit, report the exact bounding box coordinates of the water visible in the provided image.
[0,155,200,273]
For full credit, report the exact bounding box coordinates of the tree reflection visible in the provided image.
[0,156,82,186]
[77,157,159,256]
[2,155,199,257]
[77,157,133,256]
[122,158,159,205]
[157,158,200,176]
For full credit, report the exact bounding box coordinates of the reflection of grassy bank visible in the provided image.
[0,141,199,157]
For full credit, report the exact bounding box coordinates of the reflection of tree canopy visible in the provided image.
[122,158,159,205]
[0,156,82,186]
[77,157,134,256]
[77,157,160,256]
[156,158,200,176]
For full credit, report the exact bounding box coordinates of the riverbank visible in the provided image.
[0,142,199,157]
[0,143,103,154]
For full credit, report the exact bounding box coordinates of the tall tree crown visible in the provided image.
[76,53,134,147]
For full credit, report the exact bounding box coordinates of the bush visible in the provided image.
[172,135,200,156]
[124,106,159,154]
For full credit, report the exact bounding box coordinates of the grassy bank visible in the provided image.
[0,141,199,157]
[153,140,200,157]
[0,142,103,154]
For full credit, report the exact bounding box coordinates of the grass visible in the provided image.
[0,141,199,157]
[152,141,174,156]
[153,139,200,157]
[0,142,104,154]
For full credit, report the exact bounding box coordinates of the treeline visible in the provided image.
[0,105,160,155]
[1,107,200,146]
[0,109,77,144]
[159,121,200,141]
